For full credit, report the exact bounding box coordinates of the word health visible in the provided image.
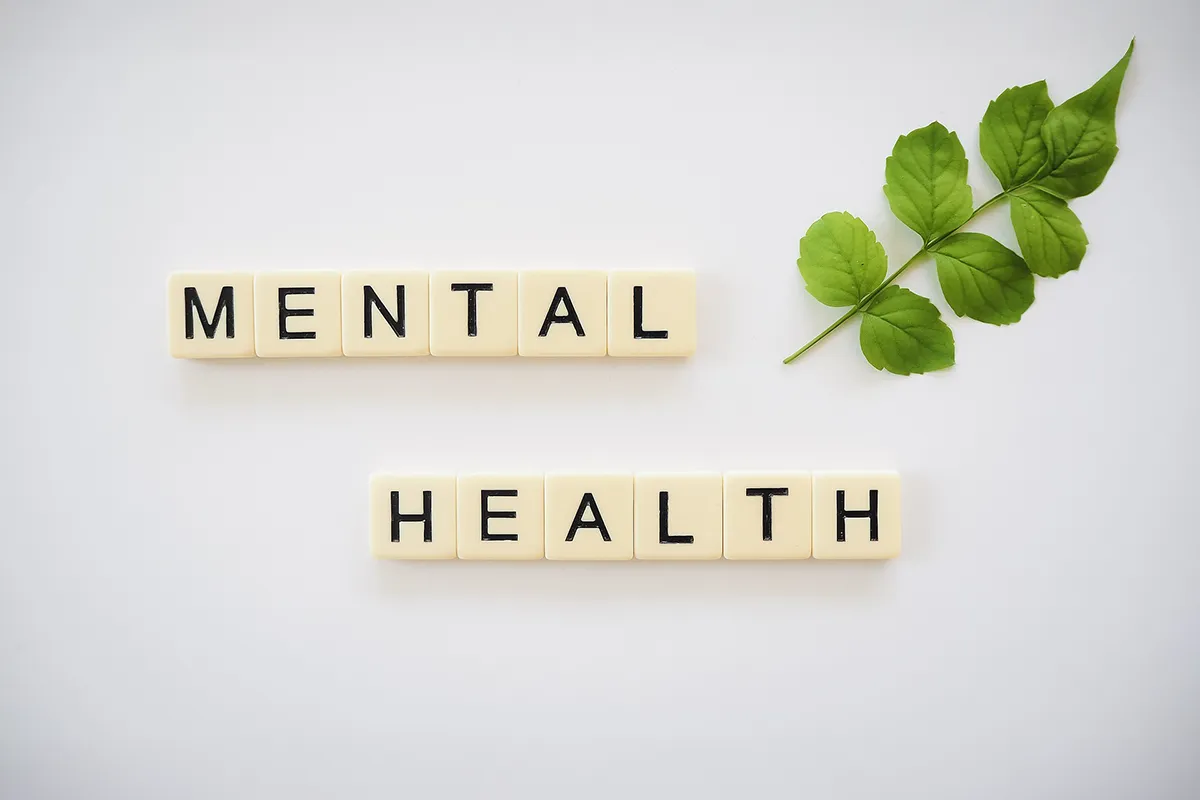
[168,270,696,359]
[370,472,900,561]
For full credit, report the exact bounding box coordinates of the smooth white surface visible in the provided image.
[1,0,1197,797]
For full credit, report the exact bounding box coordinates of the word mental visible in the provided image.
[168,270,696,359]
[370,472,900,561]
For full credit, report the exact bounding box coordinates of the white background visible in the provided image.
[2,1,1198,797]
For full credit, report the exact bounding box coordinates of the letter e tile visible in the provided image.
[457,474,544,559]
[254,271,342,357]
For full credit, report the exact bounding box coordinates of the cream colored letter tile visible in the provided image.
[607,271,696,357]
[723,472,812,560]
[369,474,457,559]
[518,271,607,357]
[253,271,342,357]
[457,474,544,559]
[634,473,722,559]
[429,271,518,356]
[167,272,256,358]
[812,471,901,560]
[342,271,430,356]
[544,474,633,560]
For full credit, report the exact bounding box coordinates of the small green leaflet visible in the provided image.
[1009,187,1088,277]
[796,211,886,307]
[883,122,974,244]
[860,287,955,375]
[1036,40,1134,198]
[931,233,1034,325]
[979,81,1053,190]
[784,41,1133,375]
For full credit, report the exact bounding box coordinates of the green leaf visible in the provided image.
[796,211,887,307]
[1009,187,1088,277]
[1035,39,1134,198]
[979,81,1054,190]
[883,122,974,244]
[860,286,955,375]
[931,232,1034,325]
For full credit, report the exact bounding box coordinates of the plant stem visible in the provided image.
[782,190,1011,365]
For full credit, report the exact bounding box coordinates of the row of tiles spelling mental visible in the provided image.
[168,270,696,359]
[370,472,901,561]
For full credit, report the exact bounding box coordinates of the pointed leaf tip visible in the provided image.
[1033,39,1135,197]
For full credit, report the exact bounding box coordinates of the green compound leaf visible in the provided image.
[883,122,974,244]
[796,211,887,307]
[980,81,1053,190]
[931,232,1034,325]
[860,286,955,375]
[782,42,1134,375]
[1035,39,1134,198]
[1009,187,1088,277]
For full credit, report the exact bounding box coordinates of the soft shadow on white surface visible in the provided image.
[368,559,897,605]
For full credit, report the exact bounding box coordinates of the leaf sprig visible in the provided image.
[784,40,1134,375]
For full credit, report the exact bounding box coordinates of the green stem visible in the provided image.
[782,189,1012,365]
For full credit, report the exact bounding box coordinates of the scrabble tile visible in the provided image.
[167,272,256,358]
[429,271,518,356]
[369,474,457,559]
[254,271,342,358]
[723,472,812,560]
[812,471,901,560]
[341,271,430,357]
[457,474,544,559]
[518,271,607,357]
[634,473,722,559]
[607,271,696,357]
[544,474,633,560]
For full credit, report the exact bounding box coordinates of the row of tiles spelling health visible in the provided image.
[370,472,901,561]
[168,270,696,359]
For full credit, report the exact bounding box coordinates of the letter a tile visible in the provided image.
[811,471,901,559]
[544,474,633,560]
[518,271,607,356]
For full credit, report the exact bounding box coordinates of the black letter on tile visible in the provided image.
[451,283,494,337]
[481,489,519,541]
[391,490,433,543]
[565,492,611,542]
[364,285,405,339]
[658,491,693,544]
[836,489,879,542]
[184,286,235,339]
[539,287,585,337]
[633,286,668,339]
[746,487,789,541]
[278,287,316,339]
